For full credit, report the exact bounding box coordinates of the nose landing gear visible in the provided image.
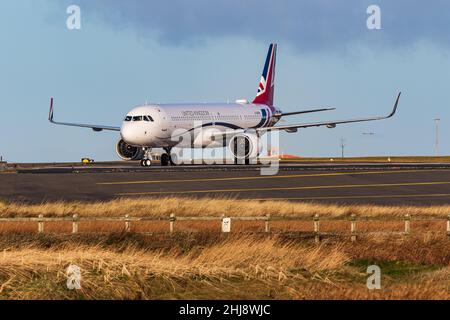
[140,148,153,167]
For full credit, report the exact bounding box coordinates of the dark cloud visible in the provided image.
[72,0,450,51]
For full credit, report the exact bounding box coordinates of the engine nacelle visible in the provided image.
[228,133,263,160]
[115,139,144,161]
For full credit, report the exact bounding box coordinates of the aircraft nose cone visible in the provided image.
[121,125,139,145]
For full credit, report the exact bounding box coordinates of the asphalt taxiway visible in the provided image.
[2,161,450,205]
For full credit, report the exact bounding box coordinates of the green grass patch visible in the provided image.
[348,259,441,278]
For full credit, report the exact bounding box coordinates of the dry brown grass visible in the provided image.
[0,197,448,299]
[0,220,447,236]
[0,232,447,299]
[0,235,349,299]
[0,197,448,235]
[1,196,449,219]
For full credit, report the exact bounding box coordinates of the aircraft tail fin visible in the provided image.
[252,43,277,106]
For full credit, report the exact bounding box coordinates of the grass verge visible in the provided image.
[1,197,449,219]
[0,233,446,299]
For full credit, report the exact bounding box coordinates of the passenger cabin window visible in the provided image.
[124,116,132,121]
[132,116,143,121]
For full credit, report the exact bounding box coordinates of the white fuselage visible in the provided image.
[120,102,282,148]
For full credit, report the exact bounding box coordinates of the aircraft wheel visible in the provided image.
[161,153,170,166]
[141,159,152,167]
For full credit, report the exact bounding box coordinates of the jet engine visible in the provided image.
[115,139,144,161]
[228,133,263,160]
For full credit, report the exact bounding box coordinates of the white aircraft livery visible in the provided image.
[49,43,401,166]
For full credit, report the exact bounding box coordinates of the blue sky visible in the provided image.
[1,1,449,162]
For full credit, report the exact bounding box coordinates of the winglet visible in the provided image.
[387,92,401,118]
[48,98,54,122]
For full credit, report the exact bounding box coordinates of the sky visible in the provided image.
[1,1,450,162]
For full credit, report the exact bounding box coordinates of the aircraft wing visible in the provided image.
[48,98,121,132]
[276,107,335,118]
[210,92,401,139]
[260,92,400,133]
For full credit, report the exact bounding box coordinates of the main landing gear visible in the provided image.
[232,135,251,165]
[161,147,177,166]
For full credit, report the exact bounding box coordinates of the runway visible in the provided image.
[2,162,450,205]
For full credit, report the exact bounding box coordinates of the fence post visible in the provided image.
[314,214,320,243]
[169,213,175,233]
[72,214,78,234]
[125,214,131,233]
[404,214,411,235]
[447,214,450,237]
[350,214,357,242]
[265,214,271,233]
[38,214,44,234]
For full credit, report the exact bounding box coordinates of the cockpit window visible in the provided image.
[128,115,153,122]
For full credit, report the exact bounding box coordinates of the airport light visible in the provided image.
[340,137,346,158]
[434,118,440,156]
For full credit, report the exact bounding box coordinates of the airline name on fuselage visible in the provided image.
[182,110,211,116]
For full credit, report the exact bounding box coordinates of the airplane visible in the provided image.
[48,43,401,166]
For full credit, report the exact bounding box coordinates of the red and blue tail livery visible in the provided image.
[253,43,277,106]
